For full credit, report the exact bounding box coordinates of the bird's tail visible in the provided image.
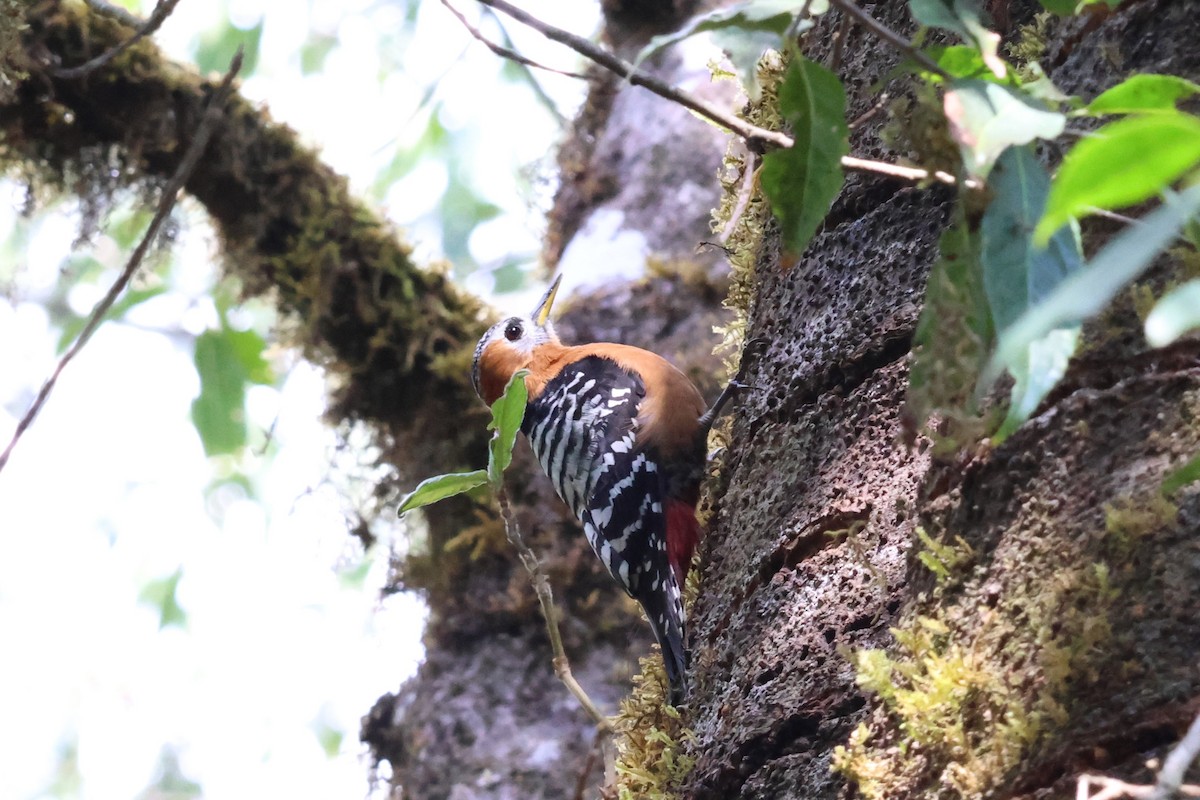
[641,576,689,705]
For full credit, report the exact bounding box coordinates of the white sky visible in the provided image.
[0,0,596,798]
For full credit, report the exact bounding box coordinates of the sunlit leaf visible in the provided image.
[987,183,1200,387]
[943,79,1065,177]
[1036,114,1200,242]
[980,146,1083,438]
[190,329,249,456]
[760,56,848,256]
[1144,279,1200,347]
[909,0,1005,77]
[397,470,489,514]
[1085,74,1200,115]
[488,369,529,486]
[138,568,187,630]
[1037,0,1079,13]
[225,326,274,385]
[921,45,998,83]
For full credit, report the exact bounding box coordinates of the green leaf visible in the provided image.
[487,369,529,486]
[994,327,1079,439]
[922,45,998,82]
[909,0,1005,77]
[982,146,1083,330]
[980,146,1083,438]
[1037,114,1200,242]
[1085,74,1200,116]
[760,56,849,255]
[1145,279,1200,347]
[1162,452,1200,495]
[225,327,274,385]
[397,470,489,514]
[1037,0,1079,13]
[943,79,1066,177]
[139,569,187,630]
[987,183,1200,387]
[190,329,249,456]
[56,286,167,353]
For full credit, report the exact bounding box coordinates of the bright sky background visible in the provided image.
[0,0,596,797]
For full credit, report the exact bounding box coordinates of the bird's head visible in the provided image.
[471,274,563,405]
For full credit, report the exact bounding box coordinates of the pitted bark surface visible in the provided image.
[678,1,1200,798]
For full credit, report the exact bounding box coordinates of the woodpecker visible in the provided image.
[471,276,740,705]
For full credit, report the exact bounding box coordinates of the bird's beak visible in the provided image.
[532,274,562,327]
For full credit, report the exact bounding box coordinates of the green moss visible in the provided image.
[1103,493,1178,559]
[611,655,696,800]
[833,521,1122,799]
[880,81,959,179]
[1005,12,1054,75]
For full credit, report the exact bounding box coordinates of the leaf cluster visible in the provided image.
[653,1,1200,472]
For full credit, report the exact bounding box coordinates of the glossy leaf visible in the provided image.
[397,470,489,514]
[944,79,1065,177]
[1085,74,1200,115]
[909,0,1005,77]
[487,369,529,486]
[1037,114,1200,242]
[760,56,849,256]
[981,146,1083,438]
[987,184,1200,387]
[1145,279,1200,347]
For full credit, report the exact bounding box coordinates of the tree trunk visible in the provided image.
[682,2,1200,798]
[6,1,1200,799]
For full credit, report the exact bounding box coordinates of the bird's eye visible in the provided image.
[504,320,523,341]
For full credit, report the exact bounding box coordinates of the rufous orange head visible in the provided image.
[471,274,563,405]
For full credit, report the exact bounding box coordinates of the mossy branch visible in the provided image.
[6,0,486,442]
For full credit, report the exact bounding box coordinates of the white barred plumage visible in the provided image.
[471,276,742,705]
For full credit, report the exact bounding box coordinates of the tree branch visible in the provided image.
[53,0,183,79]
[827,0,951,80]
[0,49,243,476]
[472,0,794,153]
[439,0,589,81]
[470,0,972,189]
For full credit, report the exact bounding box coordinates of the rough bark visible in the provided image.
[682,1,1200,798]
[7,0,1200,799]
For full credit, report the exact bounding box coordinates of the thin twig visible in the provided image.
[53,0,184,79]
[842,155,980,189]
[0,50,244,477]
[470,0,975,190]
[440,0,589,81]
[496,485,613,733]
[827,0,951,80]
[848,93,889,130]
[1151,712,1200,800]
[1089,208,1141,227]
[473,0,794,152]
[1077,775,1200,800]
